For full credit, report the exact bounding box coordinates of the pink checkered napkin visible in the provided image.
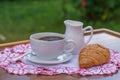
[0,44,119,76]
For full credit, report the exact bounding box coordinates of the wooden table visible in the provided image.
[0,28,120,80]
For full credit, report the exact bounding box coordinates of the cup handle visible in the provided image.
[83,26,93,45]
[64,40,75,53]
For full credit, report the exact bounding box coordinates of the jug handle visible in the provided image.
[83,26,93,45]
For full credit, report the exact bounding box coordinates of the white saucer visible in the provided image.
[26,52,72,64]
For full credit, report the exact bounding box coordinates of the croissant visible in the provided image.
[79,44,110,68]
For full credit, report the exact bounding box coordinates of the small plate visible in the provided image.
[26,52,72,64]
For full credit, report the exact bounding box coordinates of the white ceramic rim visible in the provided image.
[30,32,65,43]
[64,20,83,27]
[26,52,72,64]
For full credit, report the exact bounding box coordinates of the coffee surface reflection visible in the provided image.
[38,36,64,41]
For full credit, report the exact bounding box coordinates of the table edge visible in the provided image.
[0,28,120,49]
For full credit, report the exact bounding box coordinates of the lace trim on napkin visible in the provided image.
[0,44,120,76]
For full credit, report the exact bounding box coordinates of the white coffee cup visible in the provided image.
[30,32,75,60]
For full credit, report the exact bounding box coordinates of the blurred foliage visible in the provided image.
[85,0,120,21]
[0,0,33,1]
[62,0,86,21]
[0,0,64,43]
[63,0,120,21]
[0,0,120,43]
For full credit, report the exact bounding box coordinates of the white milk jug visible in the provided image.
[64,20,93,54]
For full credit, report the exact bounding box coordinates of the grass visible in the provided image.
[0,0,120,43]
[0,1,65,43]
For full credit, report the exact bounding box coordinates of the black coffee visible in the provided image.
[38,36,64,41]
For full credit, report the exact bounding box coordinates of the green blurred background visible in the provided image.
[0,0,120,43]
